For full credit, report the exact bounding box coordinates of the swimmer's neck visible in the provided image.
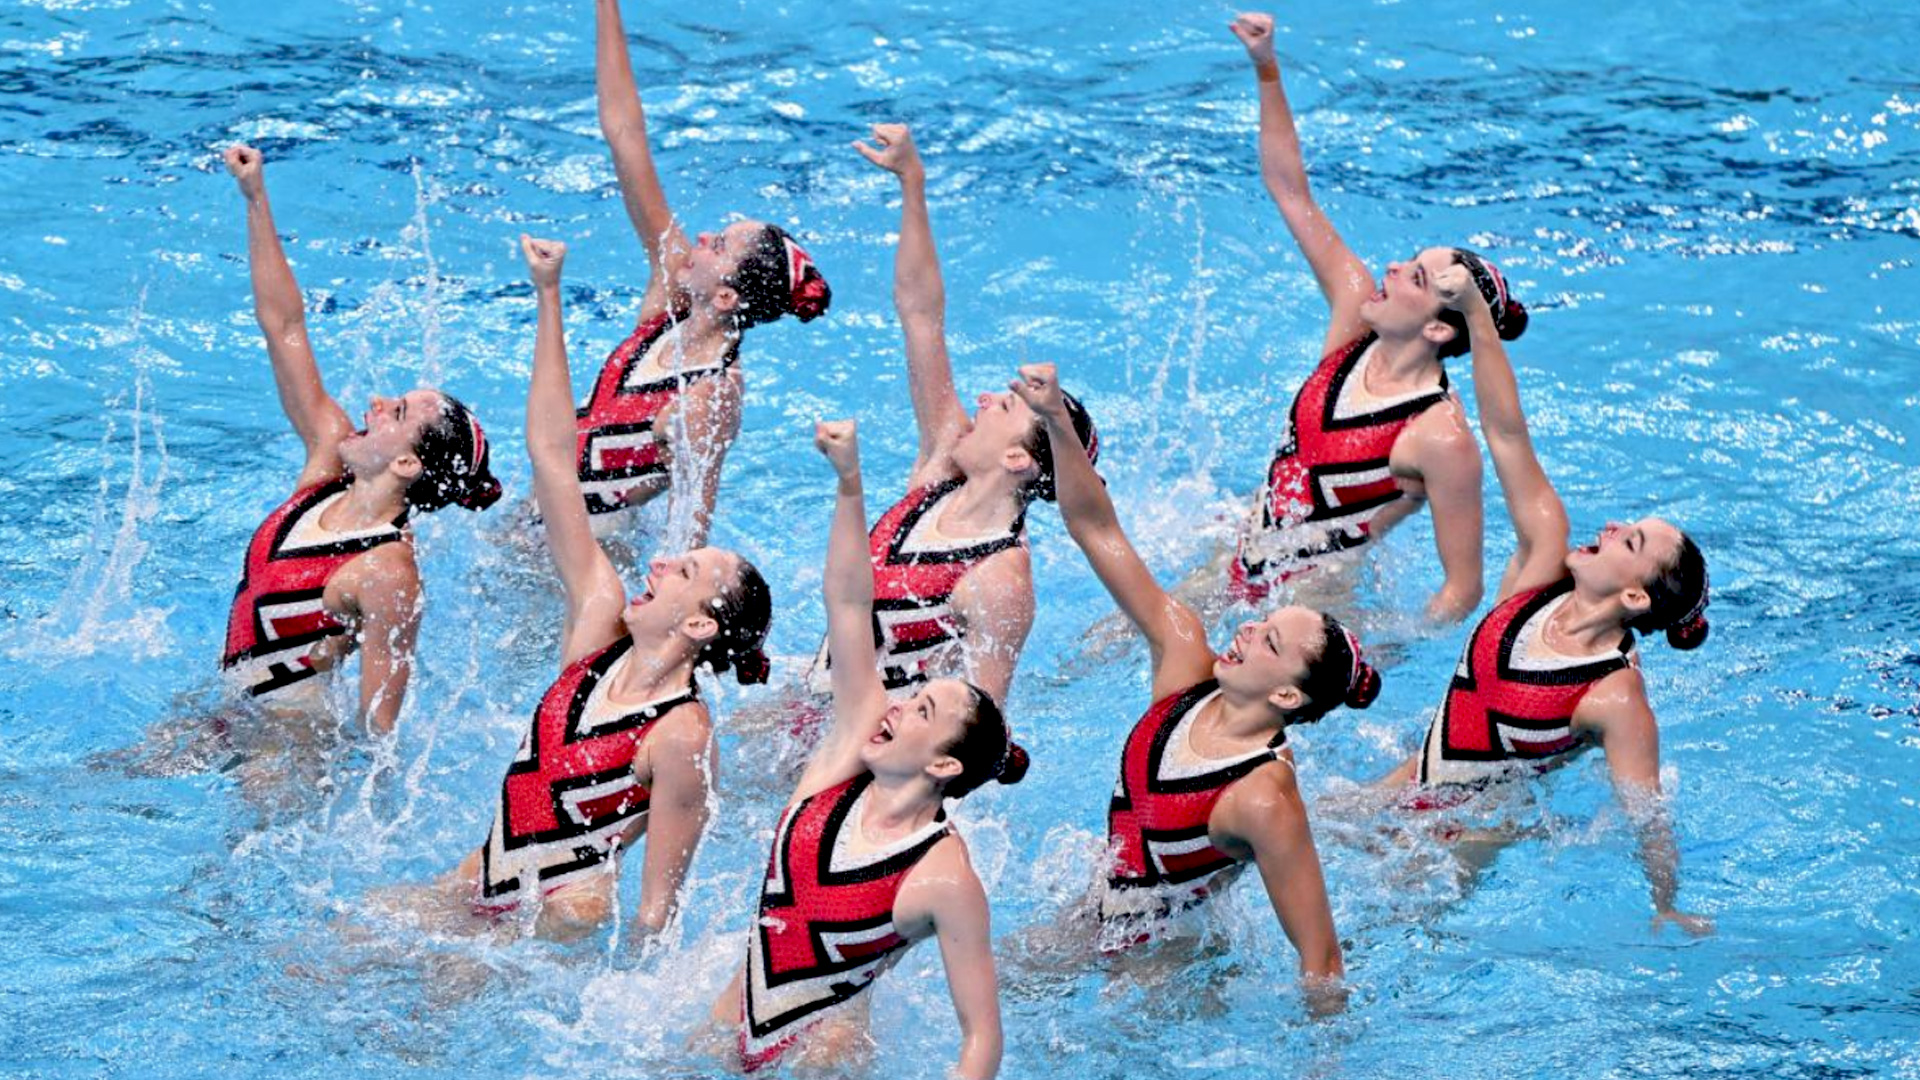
[606,631,699,703]
[671,302,742,350]
[327,472,410,530]
[940,470,1025,534]
[1363,332,1445,391]
[1546,585,1631,654]
[858,770,945,839]
[1205,689,1289,745]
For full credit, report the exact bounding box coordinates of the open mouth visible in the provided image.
[870,717,896,745]
[1218,644,1244,667]
[630,573,657,607]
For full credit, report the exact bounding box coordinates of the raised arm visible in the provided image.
[596,0,690,314]
[1228,15,1373,348]
[854,125,970,480]
[522,236,629,666]
[1009,365,1214,698]
[792,420,892,801]
[1579,669,1715,936]
[1435,265,1569,601]
[224,146,354,490]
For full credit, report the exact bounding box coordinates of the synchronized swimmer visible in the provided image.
[193,5,1718,1077]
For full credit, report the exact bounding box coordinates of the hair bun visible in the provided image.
[1498,298,1530,341]
[732,647,771,685]
[1345,662,1381,709]
[457,473,503,511]
[995,742,1031,786]
[1666,615,1710,651]
[790,274,831,322]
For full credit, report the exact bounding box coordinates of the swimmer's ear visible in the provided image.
[682,613,720,644]
[711,282,741,317]
[1620,584,1652,618]
[1422,318,1458,349]
[1267,684,1305,713]
[927,753,963,784]
[390,452,423,482]
[1001,444,1036,478]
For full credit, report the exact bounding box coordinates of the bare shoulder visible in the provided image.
[335,539,420,603]
[1578,663,1653,725]
[1218,757,1309,845]
[895,831,983,936]
[652,696,716,750]
[1406,395,1481,459]
[959,544,1032,593]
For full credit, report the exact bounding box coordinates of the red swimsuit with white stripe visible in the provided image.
[811,478,1026,692]
[574,308,739,515]
[739,772,951,1071]
[221,477,409,699]
[478,636,698,906]
[1232,333,1451,600]
[1102,680,1286,923]
[1416,577,1635,788]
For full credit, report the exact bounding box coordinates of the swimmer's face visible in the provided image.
[1361,246,1456,341]
[1566,517,1684,620]
[951,389,1040,481]
[1214,605,1323,712]
[340,388,447,475]
[624,546,743,643]
[684,220,768,308]
[860,678,975,783]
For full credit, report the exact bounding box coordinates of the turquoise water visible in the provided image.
[4,0,1919,1076]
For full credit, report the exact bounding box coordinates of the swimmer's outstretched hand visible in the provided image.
[1229,12,1278,64]
[520,234,567,288]
[1433,263,1487,314]
[814,419,860,478]
[223,145,265,199]
[852,124,923,183]
[1009,363,1066,421]
[1652,908,1716,938]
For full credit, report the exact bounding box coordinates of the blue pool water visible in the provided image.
[4,0,1918,1076]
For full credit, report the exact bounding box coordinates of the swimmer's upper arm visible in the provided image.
[1407,404,1485,622]
[663,371,743,550]
[595,0,689,312]
[892,170,970,481]
[949,548,1033,705]
[633,706,716,933]
[795,459,890,803]
[236,174,352,487]
[338,543,421,736]
[1583,666,1661,795]
[1458,309,1568,601]
[1227,767,1346,1004]
[900,839,1003,1080]
[1243,57,1373,344]
[526,261,629,665]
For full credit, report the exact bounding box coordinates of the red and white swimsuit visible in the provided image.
[1102,680,1288,924]
[739,773,951,1071]
[478,636,699,906]
[809,478,1026,692]
[1416,577,1635,788]
[221,477,409,699]
[1232,333,1451,600]
[575,308,739,515]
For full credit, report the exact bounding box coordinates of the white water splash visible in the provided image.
[4,294,173,661]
